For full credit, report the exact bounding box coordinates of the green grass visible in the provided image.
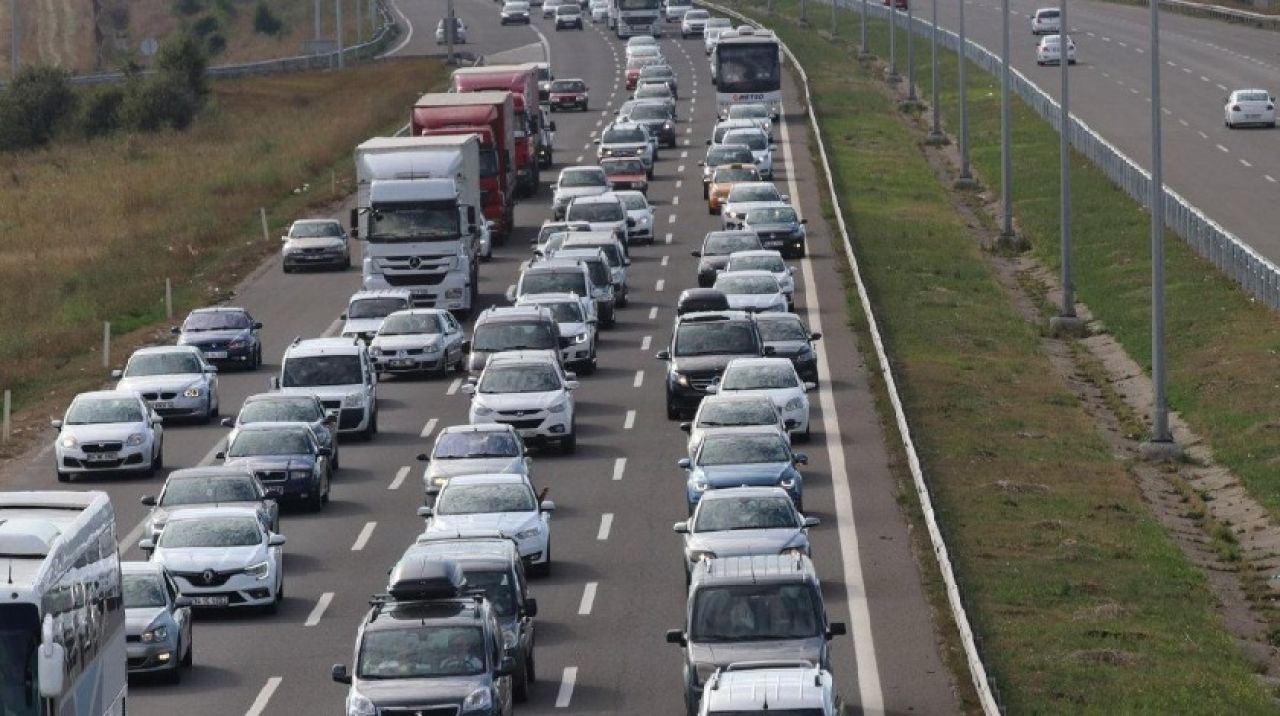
[729,2,1277,711]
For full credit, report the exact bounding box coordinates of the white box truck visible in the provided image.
[353,135,486,315]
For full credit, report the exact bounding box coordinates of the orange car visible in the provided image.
[706,164,762,215]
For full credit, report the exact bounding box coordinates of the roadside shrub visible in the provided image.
[206,33,227,55]
[0,66,77,150]
[192,15,222,38]
[120,76,199,132]
[78,85,126,137]
[254,2,285,36]
[175,0,204,15]
[155,32,210,99]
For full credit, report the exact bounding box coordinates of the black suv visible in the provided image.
[657,311,767,419]
[466,305,563,376]
[333,559,515,716]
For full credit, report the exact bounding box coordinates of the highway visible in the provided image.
[896,0,1280,260]
[0,1,960,713]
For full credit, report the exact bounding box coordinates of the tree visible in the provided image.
[0,66,77,150]
[254,2,284,36]
[154,32,209,99]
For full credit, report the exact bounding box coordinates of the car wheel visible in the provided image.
[282,264,293,274]
[666,399,680,421]
[56,470,71,483]
[253,346,263,370]
[181,638,193,668]
[702,184,709,199]
[561,426,577,454]
[204,396,217,423]
[308,480,324,512]
[514,656,531,702]
[535,542,552,576]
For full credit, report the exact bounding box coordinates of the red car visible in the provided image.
[600,157,649,194]
[549,78,589,112]
[625,57,658,90]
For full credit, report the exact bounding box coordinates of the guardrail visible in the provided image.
[832,0,1280,310]
[699,1,1003,713]
[62,0,399,87]
[1161,0,1280,30]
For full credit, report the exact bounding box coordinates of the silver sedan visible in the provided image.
[114,345,220,422]
[673,487,818,580]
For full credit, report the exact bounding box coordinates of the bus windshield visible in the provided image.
[716,43,781,95]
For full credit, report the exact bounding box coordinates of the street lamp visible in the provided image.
[927,0,944,143]
[956,0,974,186]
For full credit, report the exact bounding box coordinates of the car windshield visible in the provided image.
[577,260,610,287]
[289,221,342,238]
[566,202,624,223]
[557,4,578,12]
[434,432,520,459]
[641,66,674,78]
[161,477,258,505]
[715,167,758,183]
[610,191,645,212]
[65,397,143,425]
[603,127,646,144]
[349,298,406,320]
[708,145,754,165]
[604,159,647,175]
[560,170,606,188]
[729,104,769,119]
[227,429,312,457]
[158,517,261,548]
[725,131,767,150]
[716,275,779,294]
[695,496,798,531]
[757,318,810,342]
[704,234,761,255]
[358,626,487,679]
[690,584,821,641]
[629,104,670,121]
[687,10,708,18]
[239,399,320,423]
[730,255,785,272]
[730,186,778,202]
[1038,9,1059,17]
[724,364,798,389]
[281,355,363,387]
[436,483,538,514]
[698,435,790,465]
[522,271,588,295]
[472,321,557,351]
[183,311,250,331]
[125,352,202,376]
[698,400,778,428]
[379,313,443,336]
[465,570,518,617]
[551,80,586,92]
[504,2,528,9]
[675,322,758,356]
[539,301,585,323]
[1238,90,1269,102]
[478,365,562,394]
[746,207,798,224]
[122,574,167,609]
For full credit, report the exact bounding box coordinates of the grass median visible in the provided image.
[731,1,1276,711]
[0,57,443,415]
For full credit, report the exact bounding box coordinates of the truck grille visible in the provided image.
[384,273,449,287]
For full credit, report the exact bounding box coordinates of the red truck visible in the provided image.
[412,91,517,243]
[451,65,554,196]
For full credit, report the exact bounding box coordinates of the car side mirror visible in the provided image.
[138,538,155,552]
[697,161,705,167]
[763,346,776,356]
[205,365,219,374]
[268,534,287,546]
[800,218,808,224]
[461,383,476,395]
[331,664,352,684]
[678,457,692,469]
[656,350,671,361]
[505,285,517,302]
[540,500,557,512]
[417,506,434,517]
[110,369,123,379]
[593,139,601,144]
[827,622,847,638]
[803,516,821,527]
[173,596,193,609]
[811,332,822,341]
[679,422,692,433]
[705,139,712,145]
[215,451,226,460]
[690,250,702,257]
[665,629,687,646]
[460,340,471,353]
[339,313,348,320]
[781,194,790,201]
[253,322,264,330]
[794,453,808,465]
[140,495,157,507]
[416,453,431,462]
[317,446,332,457]
[49,419,63,430]
[673,521,689,533]
[152,416,164,426]
[523,598,538,618]
[804,382,817,392]
[219,417,235,428]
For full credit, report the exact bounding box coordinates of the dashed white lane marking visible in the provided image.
[680,150,688,158]
[1129,88,1139,95]
[305,592,334,627]
[633,370,645,387]
[665,233,674,244]
[1217,83,1229,91]
[351,521,377,551]
[555,667,578,707]
[1216,144,1229,153]
[675,179,683,189]
[578,582,598,615]
[641,335,652,350]
[672,196,680,205]
[598,513,614,540]
[668,214,677,223]
[1241,159,1253,167]
[389,466,410,491]
[677,165,685,173]
[613,457,627,481]
[623,410,636,429]
[244,677,283,716]
[446,378,462,395]
[419,418,438,438]
[1198,130,1209,139]
[649,306,658,320]
[1267,175,1278,184]
[1201,75,1210,82]
[661,255,670,267]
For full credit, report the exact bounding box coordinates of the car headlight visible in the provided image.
[547,400,568,414]
[289,469,312,481]
[784,397,805,412]
[779,477,796,489]
[347,692,376,716]
[245,561,271,580]
[423,343,441,354]
[463,687,493,712]
[663,121,673,130]
[126,433,146,447]
[228,337,248,349]
[638,216,650,226]
[515,526,542,540]
[472,404,495,417]
[573,332,589,344]
[502,627,519,651]
[183,385,203,398]
[674,373,690,387]
[687,549,716,562]
[59,434,78,449]
[141,626,169,643]
[342,392,365,408]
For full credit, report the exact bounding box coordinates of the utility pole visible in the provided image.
[447,0,457,64]
[887,1,899,81]
[906,0,916,100]
[315,0,322,39]
[336,0,345,69]
[927,0,944,143]
[1050,0,1083,336]
[956,0,975,186]
[859,0,870,58]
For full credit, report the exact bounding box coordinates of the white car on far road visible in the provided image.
[1035,34,1076,65]
[1224,89,1277,129]
[710,357,816,441]
[1030,7,1061,35]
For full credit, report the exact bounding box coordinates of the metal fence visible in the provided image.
[842,0,1280,309]
[1162,0,1280,29]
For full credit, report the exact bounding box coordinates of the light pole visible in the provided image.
[956,0,974,185]
[832,0,839,36]
[447,0,457,64]
[888,2,899,81]
[927,0,944,142]
[860,0,871,58]
[996,0,1020,245]
[336,0,345,69]
[800,0,808,24]
[1144,0,1177,457]
[906,0,916,100]
[1050,0,1083,336]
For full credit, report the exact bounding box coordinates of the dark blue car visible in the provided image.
[218,422,332,511]
[173,307,263,370]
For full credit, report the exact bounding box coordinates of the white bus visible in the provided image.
[609,0,662,37]
[0,491,126,716]
[712,28,784,118]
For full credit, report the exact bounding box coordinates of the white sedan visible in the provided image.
[114,345,220,423]
[712,270,788,313]
[419,473,556,575]
[616,190,656,244]
[725,250,796,306]
[710,357,816,441]
[682,393,791,457]
[1035,34,1076,66]
[53,390,164,482]
[1224,89,1276,129]
[369,308,468,375]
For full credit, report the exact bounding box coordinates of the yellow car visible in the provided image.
[707,164,762,215]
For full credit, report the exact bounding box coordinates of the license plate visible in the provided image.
[264,486,284,497]
[390,359,414,368]
[1246,114,1260,119]
[86,453,118,462]
[190,596,229,607]
[151,401,173,410]
[205,351,228,359]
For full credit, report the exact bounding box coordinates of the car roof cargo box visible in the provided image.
[387,558,466,601]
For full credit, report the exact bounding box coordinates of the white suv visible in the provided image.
[277,337,379,440]
[1031,7,1061,34]
[699,662,837,715]
[464,351,579,453]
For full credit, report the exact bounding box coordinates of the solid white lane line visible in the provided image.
[447,378,462,395]
[578,582,598,615]
[389,466,410,491]
[351,522,377,551]
[649,306,658,320]
[420,418,438,438]
[244,677,283,716]
[641,335,652,350]
[661,255,670,266]
[777,95,886,712]
[623,410,636,429]
[633,370,645,387]
[656,279,665,291]
[555,667,578,707]
[305,592,334,627]
[598,513,614,540]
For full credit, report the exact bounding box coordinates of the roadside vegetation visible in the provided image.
[733,1,1278,710]
[0,58,444,419]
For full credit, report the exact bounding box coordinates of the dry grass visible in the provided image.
[0,57,444,405]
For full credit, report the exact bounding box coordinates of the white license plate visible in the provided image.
[389,359,415,368]
[86,453,119,462]
[151,401,174,410]
[190,596,229,607]
[205,351,228,359]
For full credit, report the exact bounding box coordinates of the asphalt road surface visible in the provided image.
[0,1,962,713]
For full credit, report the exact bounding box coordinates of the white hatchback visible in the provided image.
[419,473,556,575]
[1031,7,1061,35]
[710,357,816,440]
[1224,89,1276,129]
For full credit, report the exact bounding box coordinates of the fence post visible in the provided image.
[165,278,173,322]
[102,322,111,370]
[2,389,10,445]
[260,207,270,242]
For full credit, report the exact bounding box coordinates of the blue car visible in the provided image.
[218,422,332,511]
[679,426,806,514]
[173,307,263,370]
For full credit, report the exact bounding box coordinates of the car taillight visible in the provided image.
[1268,105,1276,111]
